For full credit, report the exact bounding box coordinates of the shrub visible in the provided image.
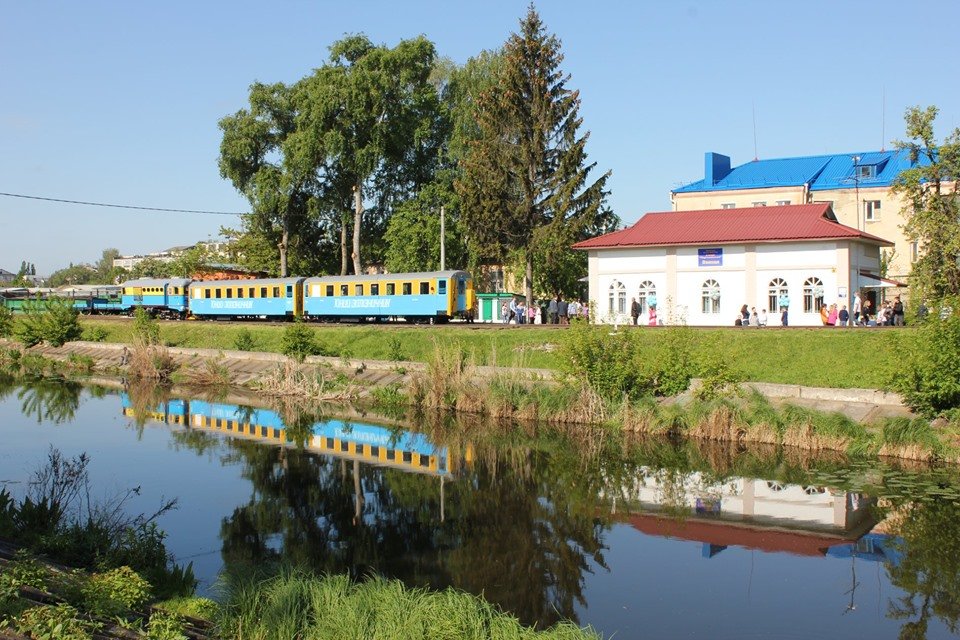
[81,566,151,616]
[0,305,12,337]
[557,321,644,400]
[146,608,188,640]
[82,325,108,342]
[650,326,697,397]
[133,307,161,346]
[233,328,257,352]
[7,603,97,640]
[280,319,324,363]
[387,334,406,361]
[891,299,960,418]
[12,298,83,347]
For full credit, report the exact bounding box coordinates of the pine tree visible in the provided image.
[458,5,613,304]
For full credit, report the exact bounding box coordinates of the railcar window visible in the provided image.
[438,281,446,295]
[204,289,211,299]
[402,451,413,464]
[402,282,412,295]
[260,287,267,298]
[420,282,429,295]
[341,284,349,296]
[371,283,379,295]
[273,287,280,298]
[325,285,334,296]
[386,283,395,295]
[286,286,292,298]
[226,289,233,299]
[386,450,396,461]
[420,456,431,468]
[340,440,349,452]
[355,284,363,295]
[248,287,255,298]
[458,279,465,294]
[325,437,334,449]
[237,288,244,298]
[371,445,380,457]
[215,288,222,298]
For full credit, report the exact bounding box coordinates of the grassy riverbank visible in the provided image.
[79,317,901,389]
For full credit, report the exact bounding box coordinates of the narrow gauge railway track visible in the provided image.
[81,315,573,330]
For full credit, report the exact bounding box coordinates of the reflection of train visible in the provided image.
[120,394,468,477]
[2,271,476,323]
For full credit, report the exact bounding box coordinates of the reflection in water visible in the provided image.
[3,377,952,637]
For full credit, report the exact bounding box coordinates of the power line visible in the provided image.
[0,191,246,216]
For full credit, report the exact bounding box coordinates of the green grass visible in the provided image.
[78,318,903,389]
[217,567,602,640]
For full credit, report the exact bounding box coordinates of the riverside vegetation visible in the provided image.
[3,305,960,461]
[0,446,604,640]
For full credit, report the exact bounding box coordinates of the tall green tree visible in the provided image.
[457,6,615,304]
[383,176,467,273]
[892,105,960,300]
[219,82,322,277]
[297,34,443,275]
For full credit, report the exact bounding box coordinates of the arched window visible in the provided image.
[608,280,626,315]
[768,278,788,312]
[803,277,825,313]
[638,281,657,314]
[701,279,720,314]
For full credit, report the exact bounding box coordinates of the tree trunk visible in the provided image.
[352,183,363,275]
[525,251,534,307]
[340,212,349,276]
[279,215,289,278]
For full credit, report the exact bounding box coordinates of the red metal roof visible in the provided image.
[625,513,854,557]
[573,203,893,250]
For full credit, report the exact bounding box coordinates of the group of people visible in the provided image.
[630,297,659,326]
[501,295,586,325]
[732,292,907,327]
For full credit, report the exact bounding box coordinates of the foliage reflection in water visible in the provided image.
[2,376,960,638]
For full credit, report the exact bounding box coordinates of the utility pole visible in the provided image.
[440,206,446,271]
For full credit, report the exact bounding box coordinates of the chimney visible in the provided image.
[704,152,731,185]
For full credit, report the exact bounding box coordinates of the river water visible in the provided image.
[1,377,959,639]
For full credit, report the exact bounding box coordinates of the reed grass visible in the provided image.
[215,567,602,640]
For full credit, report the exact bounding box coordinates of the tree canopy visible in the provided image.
[892,105,960,301]
[457,7,616,303]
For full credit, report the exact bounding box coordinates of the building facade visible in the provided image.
[574,204,891,327]
[671,151,926,285]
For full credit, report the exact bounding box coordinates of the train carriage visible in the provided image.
[188,277,304,320]
[302,270,475,322]
[121,278,190,316]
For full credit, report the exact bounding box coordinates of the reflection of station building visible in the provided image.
[611,471,884,559]
[121,395,469,477]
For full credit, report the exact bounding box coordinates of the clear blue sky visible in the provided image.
[2,0,958,275]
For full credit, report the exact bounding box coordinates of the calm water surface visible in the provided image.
[1,378,959,639]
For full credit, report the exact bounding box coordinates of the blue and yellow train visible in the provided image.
[3,270,476,323]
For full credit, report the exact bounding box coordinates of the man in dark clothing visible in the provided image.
[893,296,905,326]
[630,297,640,325]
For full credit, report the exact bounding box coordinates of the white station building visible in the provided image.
[573,203,894,327]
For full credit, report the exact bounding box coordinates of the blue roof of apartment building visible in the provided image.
[673,149,924,194]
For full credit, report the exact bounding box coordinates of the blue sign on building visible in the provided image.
[698,248,723,267]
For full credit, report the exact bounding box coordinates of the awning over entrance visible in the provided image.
[858,270,908,289]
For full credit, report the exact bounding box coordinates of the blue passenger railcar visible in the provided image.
[188,277,304,319]
[120,278,191,316]
[302,270,475,322]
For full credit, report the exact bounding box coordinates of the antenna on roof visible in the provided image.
[752,103,759,161]
[881,87,886,151]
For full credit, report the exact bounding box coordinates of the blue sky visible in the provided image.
[2,0,958,274]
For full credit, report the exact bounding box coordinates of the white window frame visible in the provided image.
[803,277,825,313]
[857,165,876,179]
[910,241,919,263]
[721,203,736,209]
[864,200,881,222]
[768,278,788,313]
[776,200,791,206]
[752,201,767,207]
[608,280,626,316]
[701,279,721,314]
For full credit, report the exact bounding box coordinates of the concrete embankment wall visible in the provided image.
[2,339,911,422]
